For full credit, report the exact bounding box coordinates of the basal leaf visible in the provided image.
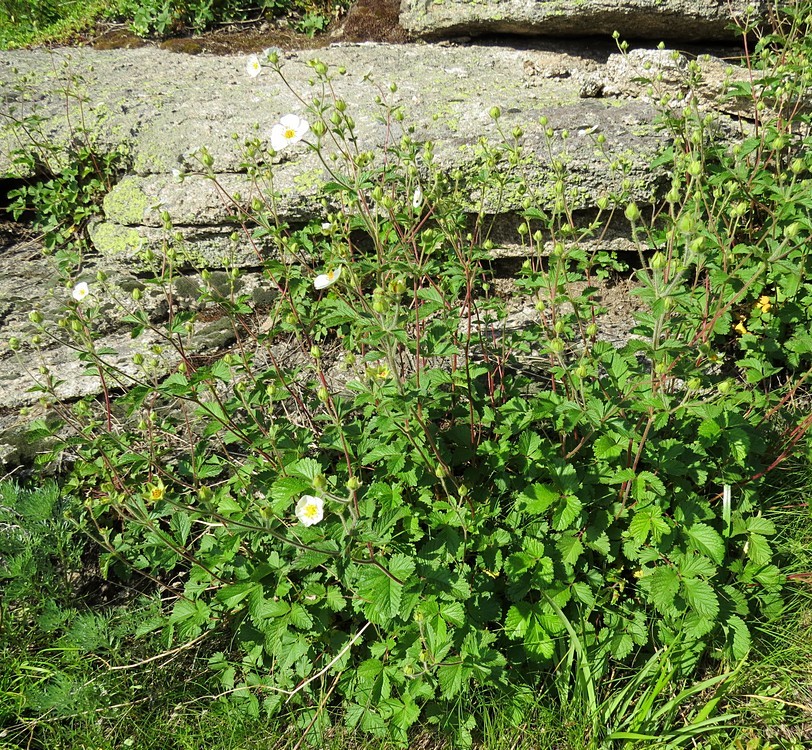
[684,522,726,565]
[648,566,680,615]
[727,614,751,660]
[681,577,719,620]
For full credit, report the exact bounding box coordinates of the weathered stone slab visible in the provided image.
[399,0,765,41]
[0,42,753,267]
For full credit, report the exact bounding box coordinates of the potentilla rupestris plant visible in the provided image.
[30,31,812,747]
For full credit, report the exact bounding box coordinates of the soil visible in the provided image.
[89,0,406,55]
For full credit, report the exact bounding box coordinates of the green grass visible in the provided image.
[1,473,810,750]
[0,0,119,49]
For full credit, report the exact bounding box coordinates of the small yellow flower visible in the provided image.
[755,295,772,314]
[734,318,748,336]
[146,480,165,502]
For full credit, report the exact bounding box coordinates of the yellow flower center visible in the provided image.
[150,487,164,501]
[303,503,319,518]
[284,128,296,140]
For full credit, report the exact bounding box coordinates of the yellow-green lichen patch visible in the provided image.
[89,221,145,257]
[102,177,153,225]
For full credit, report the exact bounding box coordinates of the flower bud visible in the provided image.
[717,379,732,395]
[650,251,666,270]
[346,476,362,492]
[624,202,641,222]
[8,337,20,351]
[489,106,501,120]
[29,310,43,324]
[310,345,322,360]
[317,386,329,403]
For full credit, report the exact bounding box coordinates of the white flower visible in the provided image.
[295,494,324,527]
[412,187,423,209]
[270,114,310,152]
[263,47,279,61]
[72,282,90,302]
[246,54,261,78]
[171,168,184,184]
[314,266,342,290]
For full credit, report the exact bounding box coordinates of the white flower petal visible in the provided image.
[269,114,310,152]
[295,494,324,527]
[270,124,288,152]
[313,266,342,290]
[412,187,423,209]
[72,282,90,302]
[246,54,261,78]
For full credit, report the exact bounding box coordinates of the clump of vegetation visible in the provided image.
[0,0,349,49]
[4,3,812,749]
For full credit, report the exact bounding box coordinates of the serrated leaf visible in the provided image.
[746,517,776,536]
[270,476,312,506]
[746,533,772,566]
[684,522,726,565]
[556,533,584,565]
[727,614,750,660]
[681,577,719,620]
[438,662,469,698]
[648,566,680,615]
[357,554,414,625]
[552,493,582,530]
[505,604,530,639]
[593,432,627,459]
[517,483,558,514]
[326,587,346,612]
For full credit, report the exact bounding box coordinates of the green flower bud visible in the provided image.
[312,473,327,491]
[650,251,666,270]
[133,352,144,365]
[8,337,20,351]
[132,287,142,301]
[489,106,501,120]
[346,476,362,492]
[550,338,566,353]
[29,310,43,324]
[317,386,329,403]
[716,379,732,395]
[310,345,322,360]
[624,202,641,222]
[586,323,599,337]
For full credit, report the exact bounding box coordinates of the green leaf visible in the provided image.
[556,533,584,566]
[727,614,750,660]
[681,577,719,620]
[504,603,531,639]
[745,533,772,566]
[517,483,558,514]
[684,522,725,565]
[628,505,670,545]
[593,432,627,459]
[437,661,469,698]
[552,493,582,530]
[357,554,415,625]
[648,566,680,615]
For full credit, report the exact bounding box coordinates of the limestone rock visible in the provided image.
[399,0,765,41]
